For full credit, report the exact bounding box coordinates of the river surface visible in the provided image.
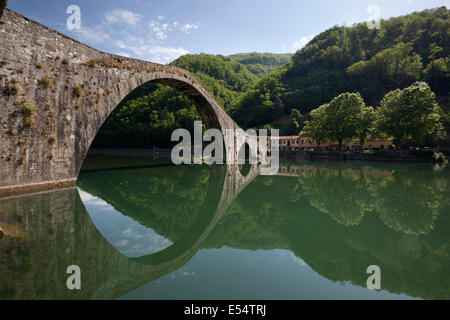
[0,156,449,300]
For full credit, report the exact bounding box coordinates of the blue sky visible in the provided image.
[6,0,450,64]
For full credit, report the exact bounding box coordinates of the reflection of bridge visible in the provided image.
[0,9,261,197]
[0,164,260,299]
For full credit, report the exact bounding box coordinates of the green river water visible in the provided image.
[0,156,449,300]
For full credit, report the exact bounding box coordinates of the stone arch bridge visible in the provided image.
[0,8,262,197]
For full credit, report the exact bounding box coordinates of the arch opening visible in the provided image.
[76,76,229,176]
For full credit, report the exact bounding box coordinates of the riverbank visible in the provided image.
[283,150,448,163]
[88,148,448,164]
[88,147,171,157]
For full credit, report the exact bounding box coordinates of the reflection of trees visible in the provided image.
[204,163,450,299]
[299,166,377,226]
[375,170,445,235]
[295,163,449,235]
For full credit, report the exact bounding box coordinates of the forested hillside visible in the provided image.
[227,52,293,77]
[231,6,449,129]
[93,7,449,148]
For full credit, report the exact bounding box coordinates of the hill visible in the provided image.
[231,6,450,129]
[227,52,293,77]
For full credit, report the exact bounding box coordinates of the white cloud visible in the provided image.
[104,9,143,26]
[148,20,171,40]
[115,39,189,64]
[147,20,200,39]
[292,34,314,51]
[70,27,110,44]
[116,52,131,58]
[180,23,201,34]
[144,46,190,64]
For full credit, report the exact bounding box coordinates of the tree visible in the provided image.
[424,57,449,95]
[376,82,445,149]
[356,106,376,149]
[323,92,366,150]
[288,108,303,133]
[301,104,328,149]
[347,42,423,104]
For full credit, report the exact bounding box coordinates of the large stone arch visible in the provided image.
[74,71,235,177]
[0,9,247,196]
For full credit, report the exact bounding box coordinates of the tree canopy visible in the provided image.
[376,82,445,148]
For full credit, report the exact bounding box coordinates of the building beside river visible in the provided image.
[272,136,394,152]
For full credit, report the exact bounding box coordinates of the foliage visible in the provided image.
[323,93,366,149]
[347,42,423,104]
[301,104,328,147]
[376,82,445,148]
[21,101,39,127]
[229,65,289,128]
[355,106,376,146]
[227,52,293,77]
[172,54,258,93]
[38,75,52,88]
[93,84,201,148]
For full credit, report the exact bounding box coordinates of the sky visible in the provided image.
[6,0,450,64]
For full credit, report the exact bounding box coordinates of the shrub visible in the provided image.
[21,101,39,127]
[85,60,97,68]
[38,75,52,88]
[10,83,21,95]
[73,86,83,97]
[433,152,447,163]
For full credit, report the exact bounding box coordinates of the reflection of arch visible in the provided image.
[0,163,260,299]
